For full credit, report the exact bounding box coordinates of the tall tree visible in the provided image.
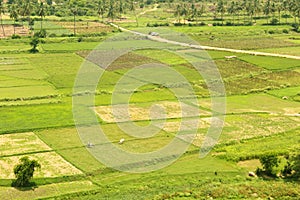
[276,0,283,24]
[97,0,107,22]
[174,4,181,23]
[9,2,18,35]
[190,3,198,23]
[282,0,289,24]
[217,0,226,24]
[107,0,116,22]
[69,1,78,36]
[37,2,46,30]
[22,0,36,27]
[253,0,261,23]
[246,0,255,23]
[129,0,138,26]
[118,0,124,18]
[264,0,271,24]
[228,1,237,24]
[0,0,5,36]
[198,4,205,23]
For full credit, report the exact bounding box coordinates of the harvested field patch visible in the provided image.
[94,101,202,123]
[239,55,300,70]
[36,128,104,172]
[237,159,261,172]
[0,132,51,156]
[215,59,265,78]
[0,152,82,179]
[107,52,158,71]
[191,36,297,50]
[54,21,113,34]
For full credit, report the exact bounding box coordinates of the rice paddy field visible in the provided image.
[0,2,299,200]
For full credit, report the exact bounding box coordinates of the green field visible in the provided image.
[0,1,299,199]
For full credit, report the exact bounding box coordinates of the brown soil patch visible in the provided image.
[0,25,30,38]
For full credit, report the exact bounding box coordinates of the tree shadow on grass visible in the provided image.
[11,181,38,191]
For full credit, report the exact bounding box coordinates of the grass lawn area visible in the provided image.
[0,181,97,200]
[256,46,300,57]
[215,128,300,161]
[239,55,300,70]
[267,86,300,98]
[199,93,300,114]
[0,85,57,100]
[36,128,104,172]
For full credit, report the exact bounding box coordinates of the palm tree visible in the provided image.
[23,0,35,27]
[270,2,276,21]
[70,6,78,36]
[263,0,271,24]
[289,0,300,24]
[253,0,261,23]
[97,0,107,22]
[228,1,237,24]
[181,4,188,24]
[241,0,248,23]
[246,0,255,23]
[37,2,46,30]
[282,0,289,24]
[190,4,197,23]
[236,1,243,24]
[9,3,18,35]
[117,0,124,18]
[107,0,116,23]
[198,4,205,24]
[217,0,226,24]
[174,4,181,23]
[276,0,283,24]
[0,0,5,36]
[129,0,138,26]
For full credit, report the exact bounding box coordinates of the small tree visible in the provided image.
[29,37,40,53]
[13,157,41,187]
[259,154,279,176]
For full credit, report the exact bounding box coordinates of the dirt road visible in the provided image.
[110,23,300,60]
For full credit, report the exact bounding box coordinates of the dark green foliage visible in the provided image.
[292,154,300,178]
[258,154,279,176]
[12,157,41,187]
[291,23,299,32]
[29,37,40,53]
[34,29,47,38]
[11,34,21,39]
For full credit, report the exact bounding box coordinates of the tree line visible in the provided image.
[0,0,143,36]
[173,0,300,26]
[0,0,299,37]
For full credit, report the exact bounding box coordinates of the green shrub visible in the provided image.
[11,34,21,39]
[34,29,47,38]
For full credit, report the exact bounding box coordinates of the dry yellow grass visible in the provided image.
[94,101,204,123]
[0,132,51,156]
[0,152,82,179]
